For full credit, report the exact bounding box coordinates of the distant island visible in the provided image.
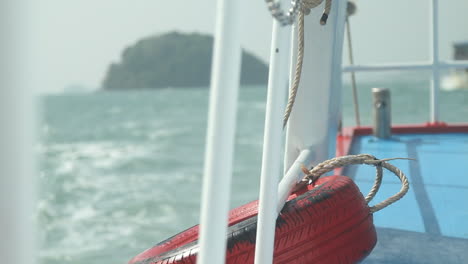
[101,32,268,90]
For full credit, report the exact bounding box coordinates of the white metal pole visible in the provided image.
[0,2,36,264]
[254,14,292,264]
[197,0,242,263]
[430,0,440,123]
[277,149,313,212]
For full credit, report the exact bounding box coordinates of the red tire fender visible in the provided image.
[129,175,377,264]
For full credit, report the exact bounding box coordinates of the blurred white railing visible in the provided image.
[0,2,36,264]
[197,0,242,263]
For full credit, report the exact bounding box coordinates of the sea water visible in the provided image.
[38,77,468,264]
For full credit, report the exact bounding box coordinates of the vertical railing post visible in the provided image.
[430,0,440,122]
[197,0,242,263]
[254,8,292,264]
[0,2,36,264]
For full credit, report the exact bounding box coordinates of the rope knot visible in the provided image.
[300,0,332,25]
[363,155,383,166]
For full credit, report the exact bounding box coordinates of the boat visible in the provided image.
[127,0,468,263]
[442,41,468,90]
[1,0,466,263]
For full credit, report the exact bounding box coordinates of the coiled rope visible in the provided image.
[283,0,332,128]
[300,154,411,213]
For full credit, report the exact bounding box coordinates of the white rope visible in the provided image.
[283,10,305,128]
[300,154,411,213]
[283,0,333,128]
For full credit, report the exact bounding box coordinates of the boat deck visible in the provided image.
[341,125,468,263]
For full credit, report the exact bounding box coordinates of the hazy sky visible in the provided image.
[29,0,468,93]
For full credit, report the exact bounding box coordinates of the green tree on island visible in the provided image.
[102,32,268,89]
